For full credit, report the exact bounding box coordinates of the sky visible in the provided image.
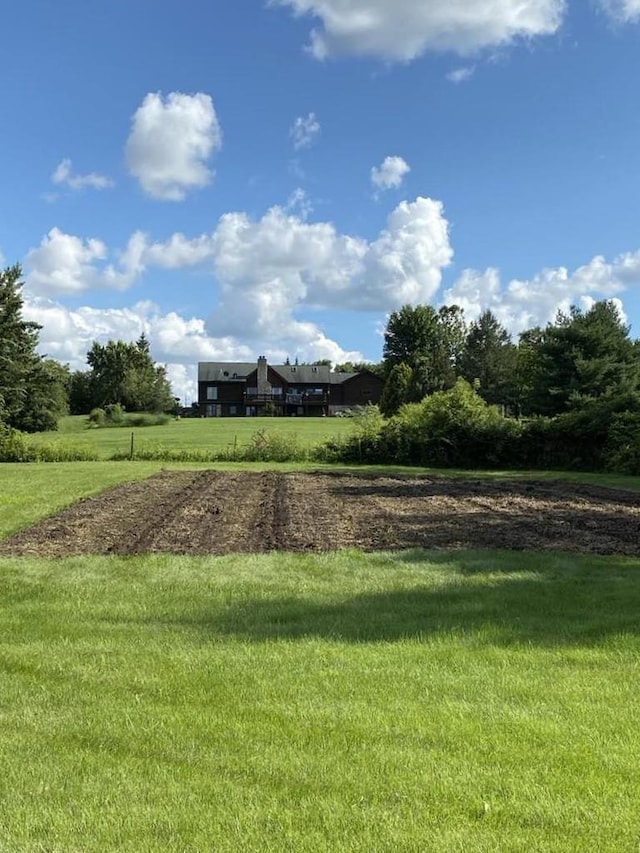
[2,0,640,403]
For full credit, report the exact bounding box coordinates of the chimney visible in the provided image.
[257,355,270,395]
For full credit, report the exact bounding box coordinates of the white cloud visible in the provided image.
[51,159,113,191]
[22,195,451,370]
[290,112,321,150]
[371,155,411,192]
[208,196,451,321]
[446,65,476,83]
[25,228,145,296]
[164,364,197,405]
[126,92,222,201]
[598,0,640,22]
[272,0,565,61]
[26,229,108,295]
[23,297,253,404]
[443,250,640,333]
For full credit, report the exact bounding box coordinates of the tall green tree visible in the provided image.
[0,264,68,432]
[83,335,175,413]
[459,310,517,408]
[522,301,640,415]
[379,362,413,416]
[382,304,466,401]
[334,361,383,376]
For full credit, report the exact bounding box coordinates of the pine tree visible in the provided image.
[0,264,68,432]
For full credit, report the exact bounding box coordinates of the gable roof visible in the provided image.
[198,362,255,382]
[199,361,371,386]
[270,364,331,384]
[329,371,358,385]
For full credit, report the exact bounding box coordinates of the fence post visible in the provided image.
[130,431,135,461]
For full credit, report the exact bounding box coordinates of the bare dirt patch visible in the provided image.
[2,471,640,557]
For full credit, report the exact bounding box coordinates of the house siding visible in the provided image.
[198,360,382,417]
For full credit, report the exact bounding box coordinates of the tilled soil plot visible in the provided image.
[2,471,640,557]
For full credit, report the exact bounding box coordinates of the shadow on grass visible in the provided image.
[158,551,640,647]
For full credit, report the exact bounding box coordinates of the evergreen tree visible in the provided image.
[459,310,517,408]
[380,362,413,416]
[522,301,640,415]
[0,264,68,432]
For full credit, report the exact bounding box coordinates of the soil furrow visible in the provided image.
[1,472,639,557]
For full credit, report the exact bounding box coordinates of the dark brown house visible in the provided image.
[198,357,383,417]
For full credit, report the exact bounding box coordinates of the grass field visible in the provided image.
[2,464,640,851]
[27,415,353,460]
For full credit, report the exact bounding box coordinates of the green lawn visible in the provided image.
[27,415,353,460]
[2,464,640,851]
[1,549,640,852]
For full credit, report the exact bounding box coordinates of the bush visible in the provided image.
[110,430,312,463]
[105,403,125,425]
[603,412,640,475]
[378,379,520,468]
[125,413,171,428]
[88,408,106,426]
[0,428,99,462]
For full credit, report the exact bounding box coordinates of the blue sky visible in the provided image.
[2,0,640,401]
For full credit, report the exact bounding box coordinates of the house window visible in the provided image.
[230,405,237,416]
[207,386,218,400]
[223,371,229,377]
[312,366,318,373]
[206,404,222,417]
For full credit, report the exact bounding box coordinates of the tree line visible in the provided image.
[378,300,640,419]
[320,300,640,474]
[0,265,176,433]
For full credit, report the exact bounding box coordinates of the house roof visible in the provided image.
[329,371,358,384]
[199,361,372,385]
[270,364,331,384]
[198,362,255,382]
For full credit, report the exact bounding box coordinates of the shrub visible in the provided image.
[125,413,172,427]
[104,403,125,425]
[110,430,312,463]
[603,412,640,475]
[88,408,106,426]
[379,379,519,468]
[0,429,35,462]
[0,428,99,462]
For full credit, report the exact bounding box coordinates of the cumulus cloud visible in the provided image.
[598,0,640,22]
[126,92,222,201]
[272,0,565,61]
[22,195,451,370]
[443,250,640,333]
[51,159,113,191]
[446,66,476,83]
[208,196,451,319]
[23,297,253,404]
[25,228,146,296]
[290,112,321,150]
[371,156,411,192]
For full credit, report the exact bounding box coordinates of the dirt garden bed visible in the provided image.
[2,471,640,557]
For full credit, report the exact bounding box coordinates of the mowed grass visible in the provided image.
[1,549,640,852]
[28,415,354,460]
